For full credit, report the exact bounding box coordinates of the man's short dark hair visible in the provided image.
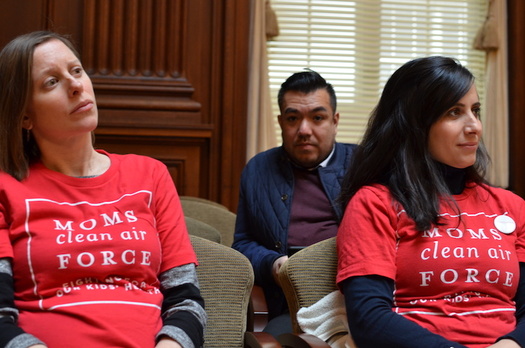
[277,70,337,114]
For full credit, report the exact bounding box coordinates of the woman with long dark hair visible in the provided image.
[337,56,525,348]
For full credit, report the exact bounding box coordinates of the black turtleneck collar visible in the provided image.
[438,162,467,195]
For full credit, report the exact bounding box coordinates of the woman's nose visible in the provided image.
[68,77,83,96]
[465,113,482,134]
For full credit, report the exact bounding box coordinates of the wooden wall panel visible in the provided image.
[0,0,47,48]
[83,0,206,126]
[508,0,525,198]
[0,0,250,211]
[94,128,211,196]
[215,0,251,209]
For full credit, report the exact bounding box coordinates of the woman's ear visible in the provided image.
[22,115,33,130]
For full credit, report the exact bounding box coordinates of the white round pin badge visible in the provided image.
[494,215,516,234]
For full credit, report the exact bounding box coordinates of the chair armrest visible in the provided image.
[244,331,282,348]
[248,285,269,331]
[276,333,331,348]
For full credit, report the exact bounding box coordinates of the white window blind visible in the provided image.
[268,0,488,144]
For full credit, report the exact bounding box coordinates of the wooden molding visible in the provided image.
[508,0,525,198]
[0,0,247,211]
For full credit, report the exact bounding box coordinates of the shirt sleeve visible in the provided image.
[0,259,45,348]
[231,164,283,286]
[232,198,282,285]
[340,275,468,348]
[156,264,206,348]
[152,162,197,272]
[0,199,13,260]
[337,186,400,284]
[498,262,525,346]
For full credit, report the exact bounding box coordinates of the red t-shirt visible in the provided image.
[0,151,196,347]
[337,184,525,347]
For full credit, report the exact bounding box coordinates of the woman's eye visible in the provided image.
[447,108,460,117]
[45,78,58,87]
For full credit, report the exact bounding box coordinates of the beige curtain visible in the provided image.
[474,0,508,188]
[246,0,279,162]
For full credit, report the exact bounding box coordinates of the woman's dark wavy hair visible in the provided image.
[339,56,490,231]
[0,31,80,180]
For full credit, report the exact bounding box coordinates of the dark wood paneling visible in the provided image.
[94,127,212,196]
[83,0,205,126]
[211,0,251,210]
[0,0,46,48]
[0,0,250,211]
[508,0,525,198]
